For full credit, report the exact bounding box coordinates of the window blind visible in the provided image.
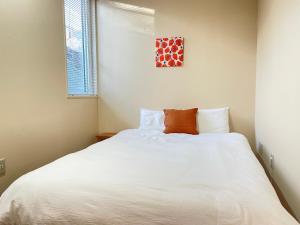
[64,0,97,96]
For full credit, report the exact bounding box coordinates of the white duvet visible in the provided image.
[0,129,298,225]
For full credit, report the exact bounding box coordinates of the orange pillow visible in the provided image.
[163,108,199,135]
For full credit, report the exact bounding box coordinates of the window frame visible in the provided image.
[63,0,98,98]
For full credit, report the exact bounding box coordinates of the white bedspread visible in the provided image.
[0,129,298,225]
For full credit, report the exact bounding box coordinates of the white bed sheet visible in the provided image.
[0,129,298,225]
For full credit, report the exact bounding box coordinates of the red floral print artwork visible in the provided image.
[155,37,184,67]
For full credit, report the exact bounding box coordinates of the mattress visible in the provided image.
[0,129,298,225]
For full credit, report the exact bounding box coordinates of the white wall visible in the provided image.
[97,0,257,147]
[0,0,98,193]
[256,0,300,219]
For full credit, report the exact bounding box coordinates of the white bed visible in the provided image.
[0,129,298,225]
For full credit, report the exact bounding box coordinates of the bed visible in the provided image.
[0,129,298,225]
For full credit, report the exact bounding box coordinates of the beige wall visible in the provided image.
[97,0,257,146]
[0,0,98,193]
[256,0,300,219]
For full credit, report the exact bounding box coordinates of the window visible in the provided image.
[64,0,97,96]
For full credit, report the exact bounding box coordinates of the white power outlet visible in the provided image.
[0,158,5,176]
[269,154,274,170]
[258,143,264,155]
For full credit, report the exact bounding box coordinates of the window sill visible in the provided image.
[67,95,98,99]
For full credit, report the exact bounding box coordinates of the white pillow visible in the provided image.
[139,107,230,133]
[139,108,165,131]
[197,107,229,133]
